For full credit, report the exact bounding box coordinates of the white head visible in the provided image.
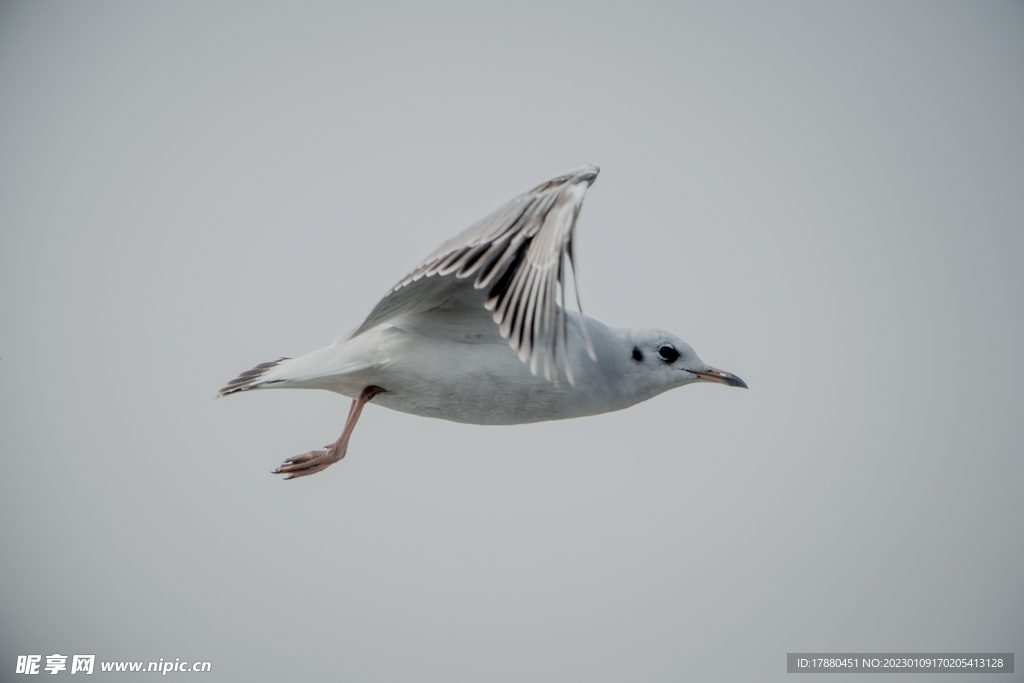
[621,328,747,400]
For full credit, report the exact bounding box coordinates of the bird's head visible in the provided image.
[625,328,747,395]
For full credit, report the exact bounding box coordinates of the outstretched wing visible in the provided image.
[351,164,600,383]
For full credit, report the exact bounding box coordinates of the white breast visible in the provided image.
[369,315,643,425]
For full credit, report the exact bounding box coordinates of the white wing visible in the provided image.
[351,164,600,383]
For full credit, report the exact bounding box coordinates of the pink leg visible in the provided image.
[273,386,385,480]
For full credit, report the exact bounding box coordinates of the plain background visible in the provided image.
[1,1,1022,681]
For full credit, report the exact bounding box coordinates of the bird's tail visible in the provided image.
[217,357,292,397]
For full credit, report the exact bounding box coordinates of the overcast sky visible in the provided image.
[1,1,1022,681]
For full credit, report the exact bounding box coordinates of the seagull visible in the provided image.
[219,165,746,479]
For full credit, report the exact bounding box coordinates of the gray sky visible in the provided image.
[1,1,1022,681]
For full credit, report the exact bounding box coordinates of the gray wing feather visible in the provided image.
[351,164,600,383]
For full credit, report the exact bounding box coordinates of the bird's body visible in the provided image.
[250,309,673,425]
[220,165,746,478]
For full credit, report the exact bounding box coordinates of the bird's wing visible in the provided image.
[350,164,600,383]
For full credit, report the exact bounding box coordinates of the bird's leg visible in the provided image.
[273,385,386,480]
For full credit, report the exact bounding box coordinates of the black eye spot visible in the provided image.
[658,345,680,363]
[632,347,643,362]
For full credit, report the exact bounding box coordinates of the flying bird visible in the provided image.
[219,165,746,478]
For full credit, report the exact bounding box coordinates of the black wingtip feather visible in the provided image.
[217,357,291,397]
